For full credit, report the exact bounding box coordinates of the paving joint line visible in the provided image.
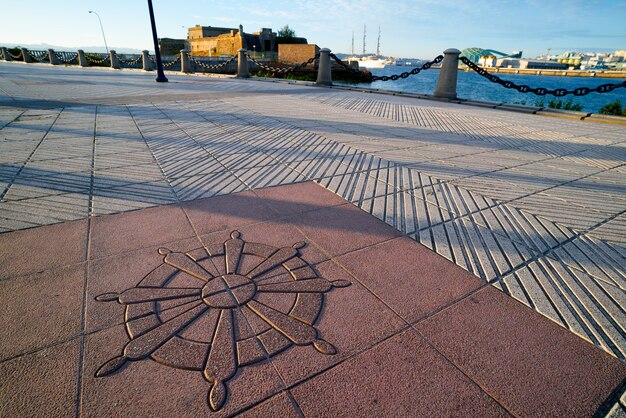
[75,104,98,418]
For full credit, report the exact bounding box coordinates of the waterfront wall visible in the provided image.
[461,66,626,79]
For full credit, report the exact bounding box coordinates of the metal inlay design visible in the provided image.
[94,231,350,411]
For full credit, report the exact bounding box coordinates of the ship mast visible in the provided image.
[351,31,354,55]
[376,26,381,57]
[362,24,366,55]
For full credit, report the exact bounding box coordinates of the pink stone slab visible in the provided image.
[0,338,80,417]
[337,236,484,323]
[416,286,626,417]
[85,237,204,333]
[181,190,276,236]
[253,181,347,217]
[265,260,406,387]
[0,218,87,280]
[284,203,401,257]
[81,324,285,417]
[90,204,195,259]
[291,330,508,416]
[0,263,85,359]
[236,391,301,418]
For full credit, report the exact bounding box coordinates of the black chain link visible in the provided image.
[245,52,319,74]
[86,54,110,64]
[329,53,364,75]
[27,50,49,62]
[150,55,180,67]
[330,54,443,82]
[118,55,143,65]
[54,52,78,64]
[460,56,626,96]
[190,55,237,71]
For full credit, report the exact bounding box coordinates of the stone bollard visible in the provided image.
[77,50,89,67]
[237,48,249,78]
[316,48,332,85]
[21,48,33,63]
[48,49,60,65]
[1,47,12,62]
[110,50,120,69]
[142,50,152,71]
[434,48,461,99]
[180,49,192,73]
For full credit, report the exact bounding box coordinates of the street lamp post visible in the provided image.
[88,11,109,55]
[147,0,168,82]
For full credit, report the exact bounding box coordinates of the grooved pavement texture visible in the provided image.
[1,63,625,414]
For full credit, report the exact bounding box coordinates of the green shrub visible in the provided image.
[599,100,626,116]
[547,98,583,111]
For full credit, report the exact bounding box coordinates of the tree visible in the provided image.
[278,25,296,39]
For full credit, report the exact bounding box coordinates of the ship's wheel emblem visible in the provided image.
[94,231,350,411]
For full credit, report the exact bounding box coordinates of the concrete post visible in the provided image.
[316,48,332,85]
[237,48,249,78]
[180,49,192,73]
[434,48,461,99]
[48,49,60,65]
[77,50,89,67]
[142,50,152,71]
[110,50,120,69]
[21,48,33,63]
[1,47,12,62]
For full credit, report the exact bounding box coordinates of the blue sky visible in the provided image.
[1,0,624,58]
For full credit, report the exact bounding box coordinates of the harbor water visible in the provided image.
[336,66,626,114]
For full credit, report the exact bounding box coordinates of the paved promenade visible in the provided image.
[1,62,625,416]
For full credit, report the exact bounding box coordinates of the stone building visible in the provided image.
[187,24,306,57]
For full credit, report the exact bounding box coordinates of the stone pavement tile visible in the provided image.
[253,181,347,217]
[236,392,300,418]
[170,171,248,202]
[0,263,85,360]
[85,236,204,333]
[290,329,508,416]
[495,256,626,360]
[284,203,402,257]
[261,260,406,387]
[81,324,285,417]
[0,218,87,280]
[588,213,626,248]
[547,233,626,290]
[90,204,195,259]
[181,190,275,236]
[337,237,485,324]
[0,338,80,417]
[232,164,308,190]
[415,286,626,417]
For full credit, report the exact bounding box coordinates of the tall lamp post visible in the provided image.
[147,0,168,82]
[88,11,109,55]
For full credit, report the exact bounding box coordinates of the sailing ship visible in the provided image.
[346,25,394,69]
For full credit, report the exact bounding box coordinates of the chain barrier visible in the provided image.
[86,54,110,64]
[329,53,364,76]
[54,52,78,64]
[460,56,626,96]
[118,55,143,66]
[245,52,319,74]
[329,54,444,82]
[9,50,23,60]
[150,55,181,67]
[372,55,443,81]
[27,50,49,62]
[189,55,237,71]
